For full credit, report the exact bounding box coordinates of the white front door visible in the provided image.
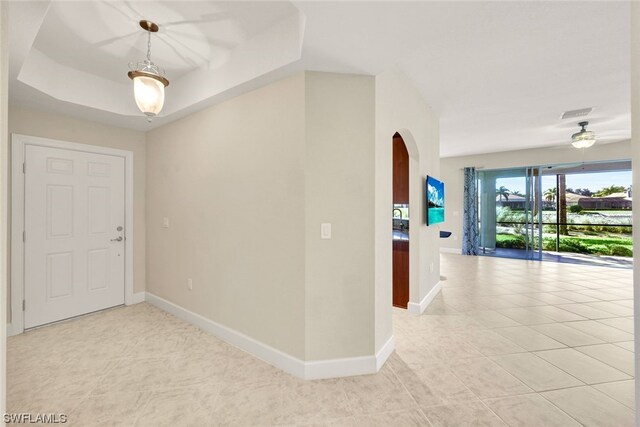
[24,145,126,328]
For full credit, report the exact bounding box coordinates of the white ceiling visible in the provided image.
[34,2,298,81]
[8,1,631,157]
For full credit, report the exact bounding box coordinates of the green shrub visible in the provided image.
[569,205,583,213]
[496,235,526,249]
[558,239,590,254]
[585,244,611,256]
[610,245,633,257]
[542,238,557,251]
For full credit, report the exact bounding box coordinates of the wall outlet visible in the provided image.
[429,262,434,273]
[162,217,170,228]
[187,278,193,291]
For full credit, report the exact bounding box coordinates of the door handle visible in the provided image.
[111,236,123,242]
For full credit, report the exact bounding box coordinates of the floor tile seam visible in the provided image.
[446,356,537,401]
[591,381,636,411]
[527,323,606,347]
[488,351,588,391]
[481,390,585,427]
[386,366,435,426]
[553,320,635,341]
[591,319,637,334]
[537,384,634,423]
[531,349,634,383]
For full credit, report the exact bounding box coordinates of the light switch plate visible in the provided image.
[321,223,332,239]
[162,217,170,228]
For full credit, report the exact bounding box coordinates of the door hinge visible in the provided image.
[22,300,25,311]
[22,162,25,174]
[22,231,25,242]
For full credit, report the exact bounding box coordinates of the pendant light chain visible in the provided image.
[146,30,152,62]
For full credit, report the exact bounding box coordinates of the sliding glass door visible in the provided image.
[477,167,542,260]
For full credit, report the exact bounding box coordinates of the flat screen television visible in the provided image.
[426,176,445,226]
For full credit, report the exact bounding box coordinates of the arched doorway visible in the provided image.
[392,133,409,308]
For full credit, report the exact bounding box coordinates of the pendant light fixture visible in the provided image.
[128,20,169,121]
[571,121,596,149]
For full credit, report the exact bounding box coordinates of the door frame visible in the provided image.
[9,134,134,335]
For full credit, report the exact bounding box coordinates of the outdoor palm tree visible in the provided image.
[594,185,627,197]
[496,186,510,202]
[544,187,556,203]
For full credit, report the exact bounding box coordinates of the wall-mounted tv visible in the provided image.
[426,176,445,226]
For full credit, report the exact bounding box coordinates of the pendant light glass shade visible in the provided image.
[571,121,596,149]
[128,21,169,121]
[132,74,165,117]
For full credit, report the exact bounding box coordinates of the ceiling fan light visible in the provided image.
[570,122,596,149]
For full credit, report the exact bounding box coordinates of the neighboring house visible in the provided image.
[578,192,633,210]
[564,192,583,207]
[497,192,583,209]
[496,194,526,209]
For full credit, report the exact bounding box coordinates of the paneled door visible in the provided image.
[24,145,125,328]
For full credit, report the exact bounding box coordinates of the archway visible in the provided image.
[392,132,410,308]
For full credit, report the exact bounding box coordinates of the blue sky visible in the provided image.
[496,170,632,195]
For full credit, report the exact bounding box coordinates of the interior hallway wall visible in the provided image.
[146,73,307,359]
[440,140,632,252]
[304,72,376,360]
[375,70,441,351]
[146,71,379,363]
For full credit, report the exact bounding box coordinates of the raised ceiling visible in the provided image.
[8,1,631,157]
[10,1,304,125]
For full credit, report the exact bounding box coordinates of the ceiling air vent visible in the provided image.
[561,107,593,120]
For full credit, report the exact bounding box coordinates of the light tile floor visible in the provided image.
[7,254,635,426]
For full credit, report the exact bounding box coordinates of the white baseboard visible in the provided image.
[407,281,443,315]
[7,322,21,337]
[129,292,146,305]
[375,335,396,370]
[145,292,390,380]
[440,247,462,254]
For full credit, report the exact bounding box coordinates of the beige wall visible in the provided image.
[630,1,640,416]
[304,72,375,360]
[146,73,307,359]
[440,140,632,252]
[146,72,379,362]
[8,106,147,294]
[375,70,441,351]
[1,1,8,413]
